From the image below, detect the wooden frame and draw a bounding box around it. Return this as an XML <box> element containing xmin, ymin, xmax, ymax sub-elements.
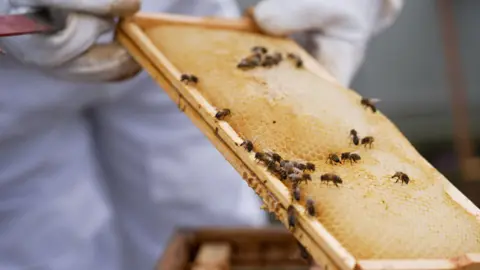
<box><xmin>116</xmin><ymin>12</ymin><xmax>480</xmax><ymax>270</ymax></box>
<box><xmin>156</xmin><ymin>227</ymin><xmax>311</xmax><ymax>269</ymax></box>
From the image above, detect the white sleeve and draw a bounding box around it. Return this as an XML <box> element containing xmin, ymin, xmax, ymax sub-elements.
<box><xmin>373</xmin><ymin>0</ymin><xmax>404</xmax><ymax>35</ymax></box>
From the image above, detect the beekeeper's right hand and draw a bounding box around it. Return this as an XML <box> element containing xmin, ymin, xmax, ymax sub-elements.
<box><xmin>253</xmin><ymin>0</ymin><xmax>404</xmax><ymax>87</ymax></box>
<box><xmin>0</xmin><ymin>0</ymin><xmax>141</xmax><ymax>82</ymax></box>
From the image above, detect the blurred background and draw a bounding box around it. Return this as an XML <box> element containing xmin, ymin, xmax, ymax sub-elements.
<box><xmin>236</xmin><ymin>0</ymin><xmax>480</xmax><ymax>205</ymax></box>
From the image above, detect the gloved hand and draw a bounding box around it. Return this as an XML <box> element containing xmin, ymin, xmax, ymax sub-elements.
<box><xmin>0</xmin><ymin>0</ymin><xmax>141</xmax><ymax>82</ymax></box>
<box><xmin>253</xmin><ymin>0</ymin><xmax>404</xmax><ymax>87</ymax></box>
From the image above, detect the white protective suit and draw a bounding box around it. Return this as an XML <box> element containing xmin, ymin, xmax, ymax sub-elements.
<box><xmin>0</xmin><ymin>0</ymin><xmax>403</xmax><ymax>269</ymax></box>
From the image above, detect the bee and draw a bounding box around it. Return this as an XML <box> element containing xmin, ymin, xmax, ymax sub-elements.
<box><xmin>275</xmin><ymin>168</ymin><xmax>288</xmax><ymax>180</ymax></box>
<box><xmin>287</xmin><ymin>205</ymin><xmax>296</xmax><ymax>230</ymax></box>
<box><xmin>261</xmin><ymin>55</ymin><xmax>278</xmax><ymax>67</ymax></box>
<box><xmin>240</xmin><ymin>140</ymin><xmax>254</xmax><ymax>152</ymax></box>
<box><xmin>237</xmin><ymin>53</ymin><xmax>262</xmax><ymax>70</ymax></box>
<box><xmin>350</xmin><ymin>129</ymin><xmax>360</xmax><ymax>145</ymax></box>
<box><xmin>361</xmin><ymin>98</ymin><xmax>380</xmax><ymax>113</ymax></box>
<box><xmin>326</xmin><ymin>154</ymin><xmax>341</xmax><ymax>165</ymax></box>
<box><xmin>392</xmin><ymin>171</ymin><xmax>410</xmax><ymax>185</ymax></box>
<box><xmin>287</xmin><ymin>167</ymin><xmax>303</xmax><ymax>175</ymax></box>
<box><xmin>251</xmin><ymin>46</ymin><xmax>267</xmax><ymax>55</ymax></box>
<box><xmin>361</xmin><ymin>136</ymin><xmax>374</xmax><ymax>148</ymax></box>
<box><xmin>300</xmin><ymin>173</ymin><xmax>312</xmax><ymax>184</ymax></box>
<box><xmin>262</xmin><ymin>52</ymin><xmax>283</xmax><ymax>67</ymax></box>
<box><xmin>255</xmin><ymin>152</ymin><xmax>272</xmax><ymax>164</ymax></box>
<box><xmin>265</xmin><ymin>150</ymin><xmax>282</xmax><ymax>163</ymax></box>
<box><xmin>267</xmin><ymin>162</ymin><xmax>288</xmax><ymax>181</ymax></box>
<box><xmin>306</xmin><ymin>197</ymin><xmax>316</xmax><ymax>216</ymax></box>
<box><xmin>297</xmin><ymin>241</ymin><xmax>312</xmax><ymax>263</ymax></box>
<box><xmin>306</xmin><ymin>162</ymin><xmax>316</xmax><ymax>172</ymax></box>
<box><xmin>215</xmin><ymin>108</ymin><xmax>231</xmax><ymax>120</ymax></box>
<box><xmin>320</xmin><ymin>173</ymin><xmax>343</xmax><ymax>187</ymax></box>
<box><xmin>280</xmin><ymin>160</ymin><xmax>295</xmax><ymax>170</ymax></box>
<box><xmin>292</xmin><ymin>182</ymin><xmax>301</xmax><ymax>202</ymax></box>
<box><xmin>272</xmin><ymin>52</ymin><xmax>283</xmax><ymax>63</ymax></box>
<box><xmin>341</xmin><ymin>152</ymin><xmax>361</xmax><ymax>164</ymax></box>
<box><xmin>288</xmin><ymin>173</ymin><xmax>303</xmax><ymax>183</ymax></box>
<box><xmin>273</xmin><ymin>52</ymin><xmax>283</xmax><ymax>62</ymax></box>
<box><xmin>287</xmin><ymin>53</ymin><xmax>303</xmax><ymax>68</ymax></box>
<box><xmin>280</xmin><ymin>160</ymin><xmax>289</xmax><ymax>167</ymax></box>
<box><xmin>180</xmin><ymin>74</ymin><xmax>199</xmax><ymax>85</ymax></box>
<box><xmin>293</xmin><ymin>161</ymin><xmax>307</xmax><ymax>171</ymax></box>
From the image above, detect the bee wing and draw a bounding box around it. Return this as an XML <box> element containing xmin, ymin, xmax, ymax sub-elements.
<box><xmin>264</xmin><ymin>148</ymin><xmax>275</xmax><ymax>156</ymax></box>
<box><xmin>369</xmin><ymin>98</ymin><xmax>381</xmax><ymax>104</ymax></box>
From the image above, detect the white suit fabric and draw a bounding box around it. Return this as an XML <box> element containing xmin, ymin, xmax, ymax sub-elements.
<box><xmin>0</xmin><ymin>1</ymin><xmax>267</xmax><ymax>270</ymax></box>
<box><xmin>254</xmin><ymin>0</ymin><xmax>404</xmax><ymax>86</ymax></box>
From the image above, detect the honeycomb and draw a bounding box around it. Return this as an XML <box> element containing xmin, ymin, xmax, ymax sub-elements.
<box><xmin>145</xmin><ymin>25</ymin><xmax>480</xmax><ymax>259</ymax></box>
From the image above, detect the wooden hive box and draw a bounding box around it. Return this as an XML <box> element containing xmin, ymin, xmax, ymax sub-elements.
<box><xmin>116</xmin><ymin>12</ymin><xmax>480</xmax><ymax>270</ymax></box>
<box><xmin>157</xmin><ymin>227</ymin><xmax>312</xmax><ymax>270</ymax></box>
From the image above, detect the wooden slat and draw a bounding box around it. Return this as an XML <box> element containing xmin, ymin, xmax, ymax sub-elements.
<box><xmin>130</xmin><ymin>12</ymin><xmax>260</xmax><ymax>33</ymax></box>
<box><xmin>155</xmin><ymin>232</ymin><xmax>193</xmax><ymax>270</ymax></box>
<box><xmin>192</xmin><ymin>243</ymin><xmax>231</xmax><ymax>270</ymax></box>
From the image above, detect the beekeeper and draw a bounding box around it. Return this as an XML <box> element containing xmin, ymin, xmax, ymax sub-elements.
<box><xmin>0</xmin><ymin>0</ymin><xmax>403</xmax><ymax>269</ymax></box>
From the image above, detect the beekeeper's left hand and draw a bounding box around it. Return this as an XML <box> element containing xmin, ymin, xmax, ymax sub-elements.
<box><xmin>0</xmin><ymin>0</ymin><xmax>141</xmax><ymax>82</ymax></box>
<box><xmin>253</xmin><ymin>0</ymin><xmax>404</xmax><ymax>86</ymax></box>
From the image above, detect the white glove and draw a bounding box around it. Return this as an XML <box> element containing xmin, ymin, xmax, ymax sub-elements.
<box><xmin>0</xmin><ymin>0</ymin><xmax>141</xmax><ymax>82</ymax></box>
<box><xmin>253</xmin><ymin>0</ymin><xmax>404</xmax><ymax>87</ymax></box>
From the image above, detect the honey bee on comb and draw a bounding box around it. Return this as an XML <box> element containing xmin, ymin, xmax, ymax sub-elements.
<box><xmin>251</xmin><ymin>46</ymin><xmax>267</xmax><ymax>55</ymax></box>
<box><xmin>350</xmin><ymin>129</ymin><xmax>360</xmax><ymax>145</ymax></box>
<box><xmin>237</xmin><ymin>53</ymin><xmax>262</xmax><ymax>70</ymax></box>
<box><xmin>341</xmin><ymin>152</ymin><xmax>361</xmax><ymax>164</ymax></box>
<box><xmin>180</xmin><ymin>74</ymin><xmax>199</xmax><ymax>85</ymax></box>
<box><xmin>280</xmin><ymin>160</ymin><xmax>295</xmax><ymax>171</ymax></box>
<box><xmin>287</xmin><ymin>205</ymin><xmax>296</xmax><ymax>231</ymax></box>
<box><xmin>292</xmin><ymin>182</ymin><xmax>301</xmax><ymax>202</ymax></box>
<box><xmin>265</xmin><ymin>150</ymin><xmax>282</xmax><ymax>163</ymax></box>
<box><xmin>326</xmin><ymin>154</ymin><xmax>341</xmax><ymax>165</ymax></box>
<box><xmin>240</xmin><ymin>140</ymin><xmax>254</xmax><ymax>152</ymax></box>
<box><xmin>254</xmin><ymin>152</ymin><xmax>271</xmax><ymax>164</ymax></box>
<box><xmin>361</xmin><ymin>97</ymin><xmax>381</xmax><ymax>113</ymax></box>
<box><xmin>288</xmin><ymin>173</ymin><xmax>303</xmax><ymax>184</ymax></box>
<box><xmin>320</xmin><ymin>173</ymin><xmax>343</xmax><ymax>187</ymax></box>
<box><xmin>301</xmin><ymin>173</ymin><xmax>312</xmax><ymax>184</ymax></box>
<box><xmin>215</xmin><ymin>108</ymin><xmax>231</xmax><ymax>120</ymax></box>
<box><xmin>296</xmin><ymin>241</ymin><xmax>312</xmax><ymax>263</ymax></box>
<box><xmin>287</xmin><ymin>167</ymin><xmax>303</xmax><ymax>175</ymax></box>
<box><xmin>287</xmin><ymin>53</ymin><xmax>303</xmax><ymax>68</ymax></box>
<box><xmin>261</xmin><ymin>55</ymin><xmax>278</xmax><ymax>67</ymax></box>
<box><xmin>306</xmin><ymin>197</ymin><xmax>316</xmax><ymax>217</ymax></box>
<box><xmin>293</xmin><ymin>161</ymin><xmax>307</xmax><ymax>171</ymax></box>
<box><xmin>272</xmin><ymin>52</ymin><xmax>283</xmax><ymax>64</ymax></box>
<box><xmin>361</xmin><ymin>136</ymin><xmax>374</xmax><ymax>148</ymax></box>
<box><xmin>267</xmin><ymin>161</ymin><xmax>283</xmax><ymax>178</ymax></box>
<box><xmin>305</xmin><ymin>162</ymin><xmax>316</xmax><ymax>172</ymax></box>
<box><xmin>392</xmin><ymin>171</ymin><xmax>410</xmax><ymax>185</ymax></box>
<box><xmin>275</xmin><ymin>168</ymin><xmax>288</xmax><ymax>181</ymax></box>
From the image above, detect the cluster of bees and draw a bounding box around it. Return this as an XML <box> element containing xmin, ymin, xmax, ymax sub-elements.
<box><xmin>236</xmin><ymin>46</ymin><xmax>303</xmax><ymax>70</ymax></box>
<box><xmin>357</xmin><ymin>99</ymin><xmax>411</xmax><ymax>185</ymax></box>
<box><xmin>180</xmin><ymin>74</ymin><xmax>199</xmax><ymax>85</ymax></box>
